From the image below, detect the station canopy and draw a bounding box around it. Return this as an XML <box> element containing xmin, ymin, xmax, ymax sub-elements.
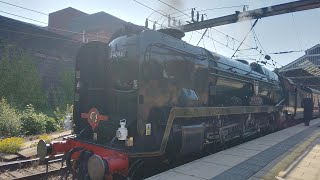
<box><xmin>279</xmin><ymin>44</ymin><xmax>320</xmax><ymax>90</ymax></box>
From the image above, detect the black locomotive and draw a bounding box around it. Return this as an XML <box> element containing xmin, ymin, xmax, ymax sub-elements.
<box><xmin>37</xmin><ymin>28</ymin><xmax>320</xmax><ymax>180</ymax></box>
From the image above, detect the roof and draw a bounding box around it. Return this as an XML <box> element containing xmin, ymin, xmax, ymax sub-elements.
<box><xmin>49</xmin><ymin>7</ymin><xmax>88</xmax><ymax>16</ymax></box>
<box><xmin>69</xmin><ymin>11</ymin><xmax>127</xmax><ymax>33</ymax></box>
<box><xmin>278</xmin><ymin>44</ymin><xmax>320</xmax><ymax>90</ymax></box>
<box><xmin>279</xmin><ymin>44</ymin><xmax>320</xmax><ymax>72</ymax></box>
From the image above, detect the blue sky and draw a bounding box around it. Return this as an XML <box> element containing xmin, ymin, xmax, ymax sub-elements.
<box><xmin>1</xmin><ymin>0</ymin><xmax>320</xmax><ymax>69</ymax></box>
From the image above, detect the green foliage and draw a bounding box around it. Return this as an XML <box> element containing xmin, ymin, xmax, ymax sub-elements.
<box><xmin>45</xmin><ymin>116</ymin><xmax>60</xmax><ymax>133</ymax></box>
<box><xmin>39</xmin><ymin>134</ymin><xmax>52</xmax><ymax>143</ymax></box>
<box><xmin>53</xmin><ymin>107</ymin><xmax>65</xmax><ymax>129</ymax></box>
<box><xmin>0</xmin><ymin>98</ymin><xmax>65</xmax><ymax>137</ymax></box>
<box><xmin>0</xmin><ymin>98</ymin><xmax>22</xmax><ymax>137</ymax></box>
<box><xmin>0</xmin><ymin>43</ymin><xmax>47</xmax><ymax>110</ymax></box>
<box><xmin>0</xmin><ymin>41</ymin><xmax>73</xmax><ymax>136</ymax></box>
<box><xmin>31</xmin><ymin>133</ymin><xmax>53</xmax><ymax>148</ymax></box>
<box><xmin>0</xmin><ymin>137</ymin><xmax>24</xmax><ymax>154</ymax></box>
<box><xmin>60</xmin><ymin>70</ymin><xmax>75</xmax><ymax>105</ymax></box>
<box><xmin>21</xmin><ymin>105</ymin><xmax>47</xmax><ymax>135</ymax></box>
<box><xmin>53</xmin><ymin>104</ymin><xmax>73</xmax><ymax>130</ymax></box>
<box><xmin>21</xmin><ymin>104</ymin><xmax>64</xmax><ymax>135</ymax></box>
<box><xmin>51</xmin><ymin>70</ymin><xmax>74</xmax><ymax>110</ymax></box>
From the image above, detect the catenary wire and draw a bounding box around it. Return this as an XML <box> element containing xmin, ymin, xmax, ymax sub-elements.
<box><xmin>0</xmin><ymin>10</ymin><xmax>110</xmax><ymax>40</ymax></box>
<box><xmin>0</xmin><ymin>27</ymin><xmax>83</xmax><ymax>43</ymax></box>
<box><xmin>0</xmin><ymin>0</ymin><xmax>276</xmax><ymax>67</ymax></box>
<box><xmin>146</xmin><ymin>9</ymin><xmax>269</xmax><ymax>66</ymax></box>
<box><xmin>2</xmin><ymin>0</ymin><xmax>270</xmax><ymax>66</ymax></box>
<box><xmin>3</xmin><ymin>0</ymin><xmax>275</xmax><ymax>67</ymax></box>
<box><xmin>0</xmin><ymin>10</ymin><xmax>47</xmax><ymax>24</ymax></box>
<box><xmin>154</xmin><ymin>0</ymin><xmax>272</xmax><ymax>62</ymax></box>
<box><xmin>4</xmin><ymin>0</ymin><xmax>265</xmax><ymax>63</ymax></box>
<box><xmin>147</xmin><ymin>18</ymin><xmax>260</xmax><ymax>64</ymax></box>
<box><xmin>132</xmin><ymin>0</ymin><xmax>167</xmax><ymax>17</ymax></box>
<box><xmin>0</xmin><ymin>0</ymin><xmax>48</xmax><ymax>15</ymax></box>
<box><xmin>231</xmin><ymin>19</ymin><xmax>259</xmax><ymax>58</ymax></box>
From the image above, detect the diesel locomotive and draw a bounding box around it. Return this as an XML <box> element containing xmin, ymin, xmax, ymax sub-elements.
<box><xmin>37</xmin><ymin>28</ymin><xmax>320</xmax><ymax>180</ymax></box>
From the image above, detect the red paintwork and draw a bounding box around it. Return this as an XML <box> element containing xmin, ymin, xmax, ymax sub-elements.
<box><xmin>49</xmin><ymin>139</ymin><xmax>128</xmax><ymax>179</ymax></box>
<box><xmin>81</xmin><ymin>108</ymin><xmax>109</xmax><ymax>130</ymax></box>
<box><xmin>51</xmin><ymin>140</ymin><xmax>70</xmax><ymax>153</ymax></box>
<box><xmin>101</xmin><ymin>154</ymin><xmax>129</xmax><ymax>180</ymax></box>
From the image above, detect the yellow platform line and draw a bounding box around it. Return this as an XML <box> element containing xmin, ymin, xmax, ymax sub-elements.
<box><xmin>261</xmin><ymin>131</ymin><xmax>320</xmax><ymax>180</ymax></box>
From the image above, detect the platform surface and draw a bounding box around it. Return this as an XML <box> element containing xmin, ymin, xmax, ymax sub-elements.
<box><xmin>147</xmin><ymin>118</ymin><xmax>320</xmax><ymax>180</ymax></box>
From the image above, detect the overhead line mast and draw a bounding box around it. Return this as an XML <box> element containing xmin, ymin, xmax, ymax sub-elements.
<box><xmin>178</xmin><ymin>0</ymin><xmax>320</xmax><ymax>32</ymax></box>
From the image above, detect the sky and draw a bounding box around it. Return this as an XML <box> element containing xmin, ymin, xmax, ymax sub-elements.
<box><xmin>0</xmin><ymin>0</ymin><xmax>320</xmax><ymax>69</ymax></box>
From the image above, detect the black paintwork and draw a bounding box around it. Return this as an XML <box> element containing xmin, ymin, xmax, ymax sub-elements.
<box><xmin>73</xmin><ymin>29</ymin><xmax>318</xmax><ymax>157</ymax></box>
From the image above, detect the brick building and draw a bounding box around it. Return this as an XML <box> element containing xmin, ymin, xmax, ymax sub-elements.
<box><xmin>48</xmin><ymin>7</ymin><xmax>127</xmax><ymax>43</ymax></box>
<box><xmin>48</xmin><ymin>7</ymin><xmax>88</xmax><ymax>36</ymax></box>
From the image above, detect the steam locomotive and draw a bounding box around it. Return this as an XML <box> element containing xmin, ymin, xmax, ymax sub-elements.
<box><xmin>37</xmin><ymin>28</ymin><xmax>320</xmax><ymax>180</ymax></box>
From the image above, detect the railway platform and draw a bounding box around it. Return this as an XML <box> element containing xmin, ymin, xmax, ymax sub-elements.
<box><xmin>148</xmin><ymin>118</ymin><xmax>320</xmax><ymax>180</ymax></box>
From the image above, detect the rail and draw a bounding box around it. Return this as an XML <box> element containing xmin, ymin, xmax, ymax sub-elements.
<box><xmin>0</xmin><ymin>154</ymin><xmax>64</xmax><ymax>180</ymax></box>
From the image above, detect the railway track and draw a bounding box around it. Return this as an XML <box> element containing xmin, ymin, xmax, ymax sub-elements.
<box><xmin>0</xmin><ymin>119</ymin><xmax>306</xmax><ymax>180</ymax></box>
<box><xmin>0</xmin><ymin>154</ymin><xmax>66</xmax><ymax>180</ymax></box>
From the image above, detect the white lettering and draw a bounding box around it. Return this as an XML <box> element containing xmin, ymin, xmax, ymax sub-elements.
<box><xmin>110</xmin><ymin>50</ymin><xmax>125</xmax><ymax>59</ymax></box>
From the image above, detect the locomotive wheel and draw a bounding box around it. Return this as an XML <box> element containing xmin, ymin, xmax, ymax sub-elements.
<box><xmin>269</xmin><ymin>113</ymin><xmax>279</xmax><ymax>132</ymax></box>
<box><xmin>128</xmin><ymin>159</ymin><xmax>145</xmax><ymax>180</ymax></box>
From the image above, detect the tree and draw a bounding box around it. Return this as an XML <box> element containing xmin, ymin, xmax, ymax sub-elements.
<box><xmin>0</xmin><ymin>42</ymin><xmax>47</xmax><ymax>110</ymax></box>
<box><xmin>50</xmin><ymin>70</ymin><xmax>74</xmax><ymax>110</ymax></box>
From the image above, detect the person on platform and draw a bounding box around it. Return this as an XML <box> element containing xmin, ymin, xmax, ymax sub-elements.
<box><xmin>301</xmin><ymin>95</ymin><xmax>314</xmax><ymax>126</ymax></box>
